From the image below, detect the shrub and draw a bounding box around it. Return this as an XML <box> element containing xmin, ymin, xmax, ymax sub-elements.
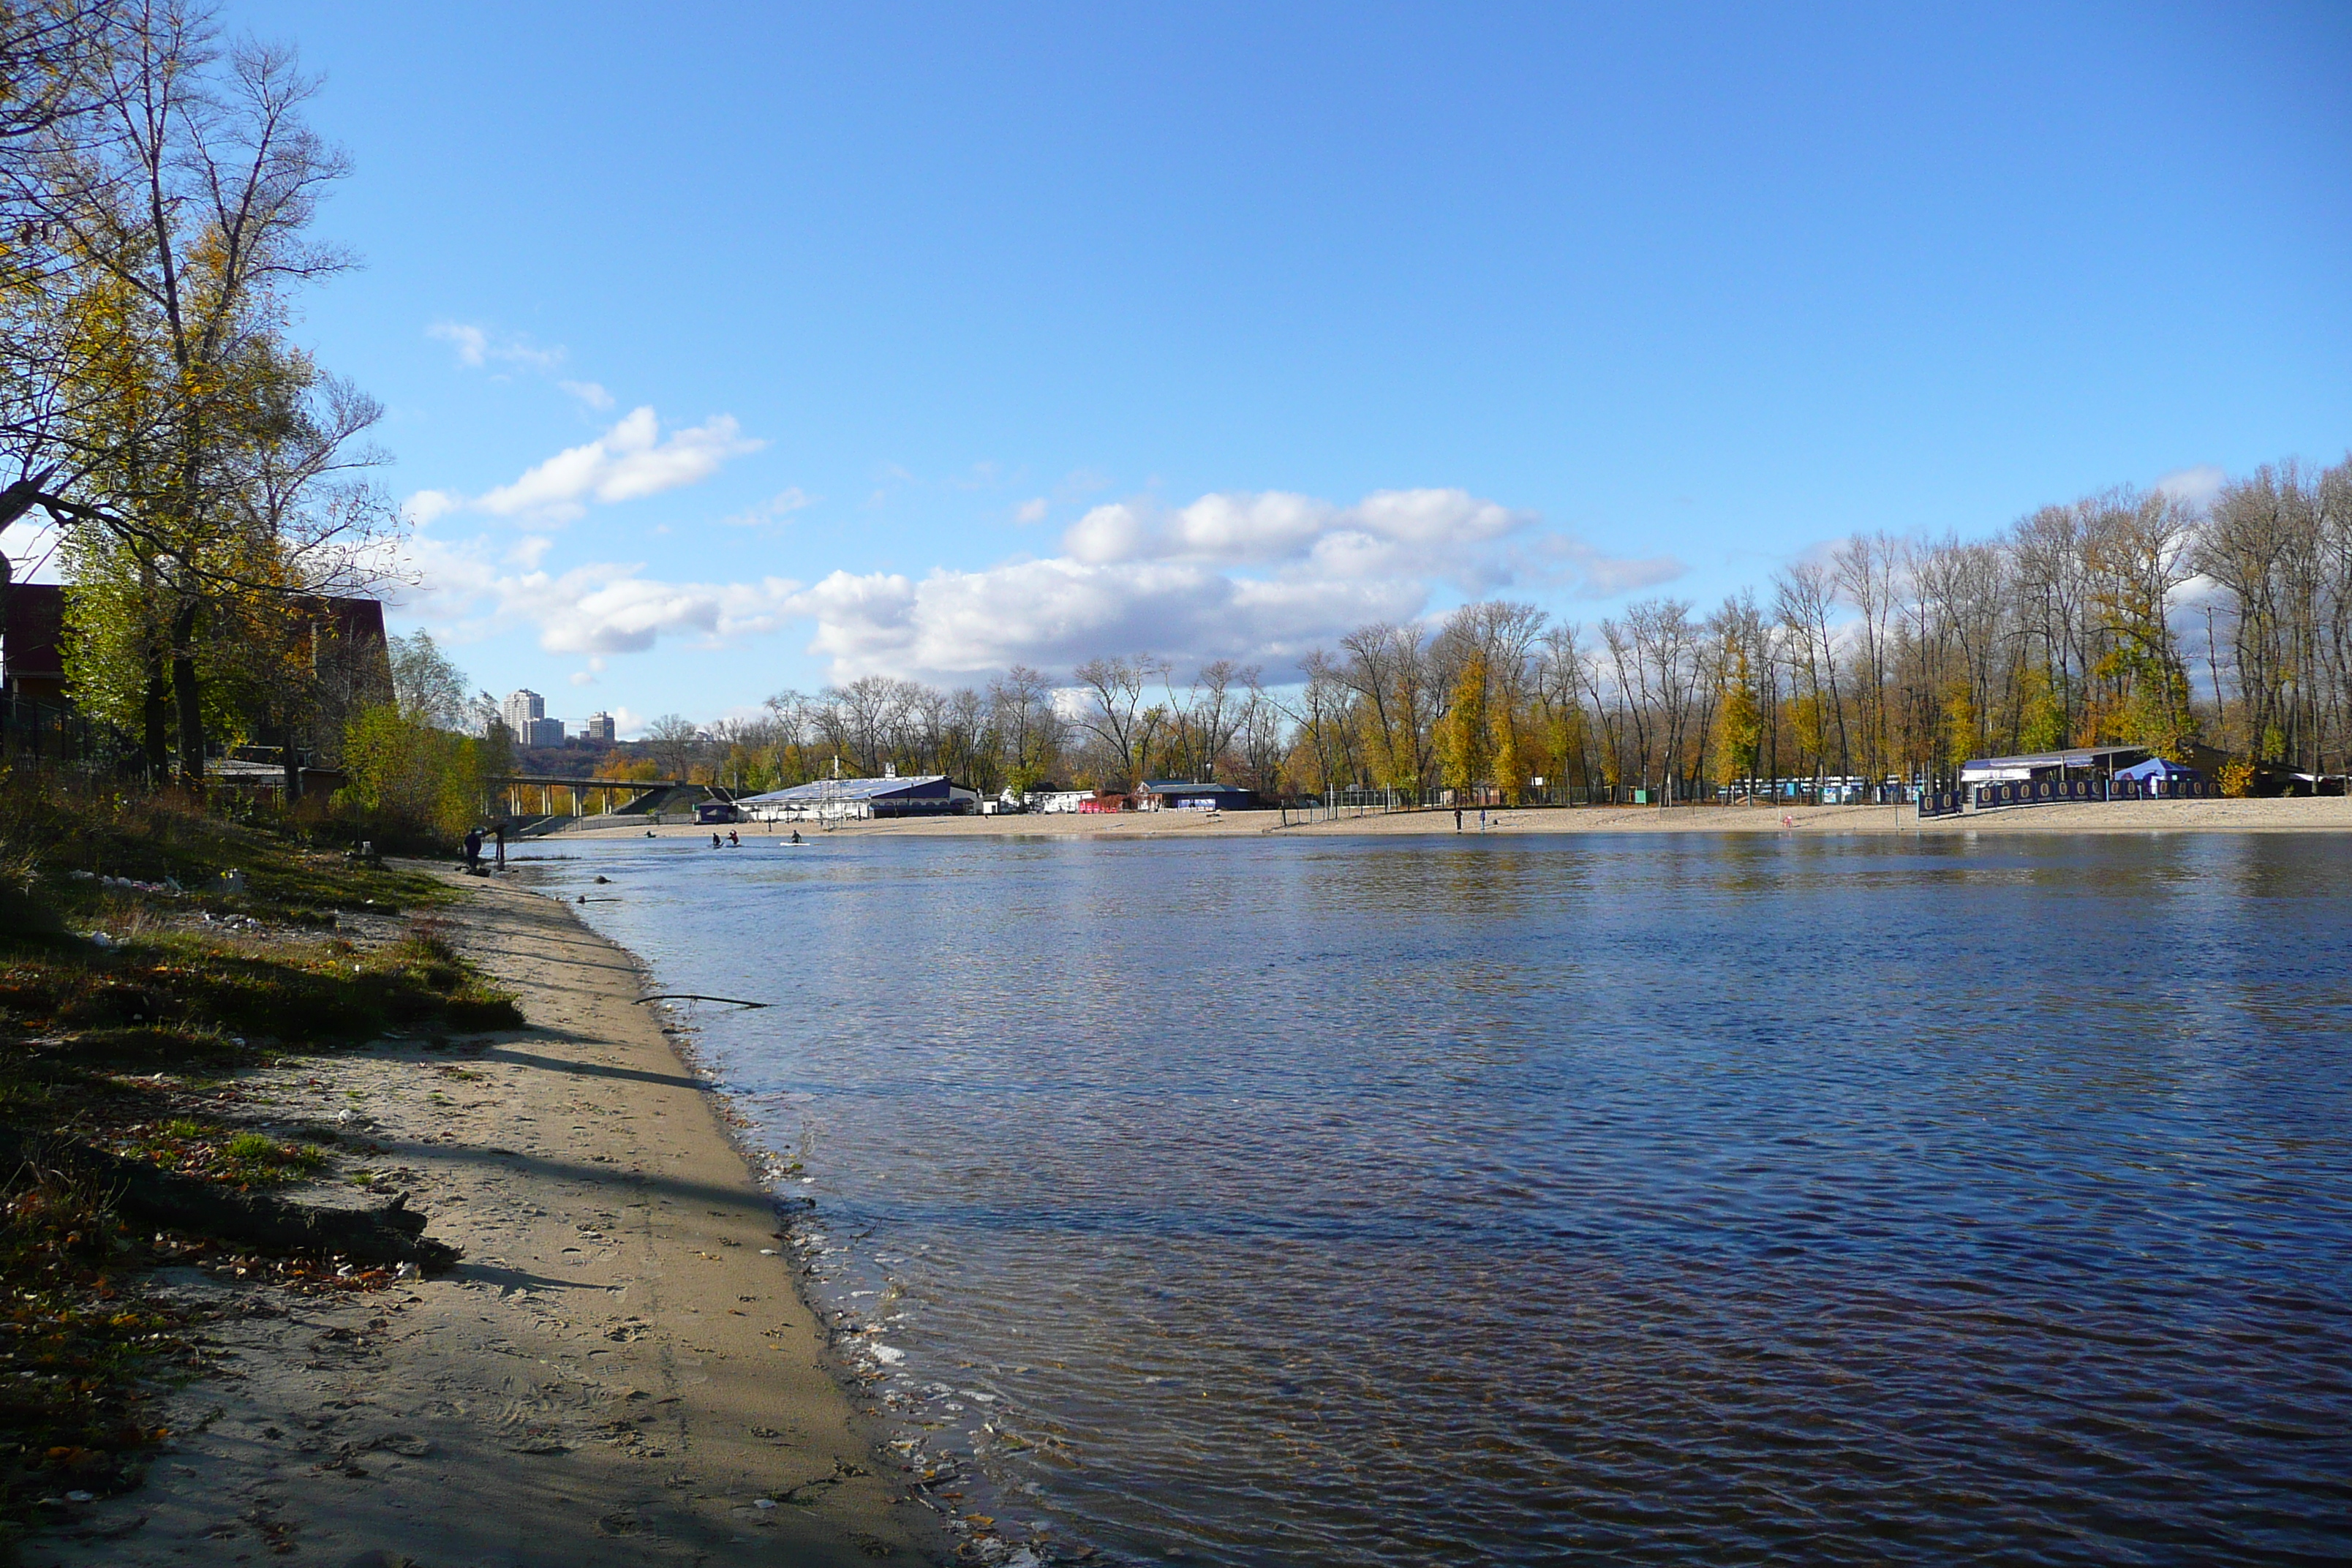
<box><xmin>335</xmin><ymin>706</ymin><xmax>497</xmax><ymax>850</ymax></box>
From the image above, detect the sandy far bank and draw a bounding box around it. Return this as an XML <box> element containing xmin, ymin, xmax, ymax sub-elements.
<box><xmin>549</xmin><ymin>794</ymin><xmax>2352</xmax><ymax>843</ymax></box>
<box><xmin>33</xmin><ymin>870</ymin><xmax>940</xmax><ymax>1568</ymax></box>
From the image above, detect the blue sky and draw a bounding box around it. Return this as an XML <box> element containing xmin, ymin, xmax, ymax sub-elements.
<box><xmin>230</xmin><ymin>1</ymin><xmax>2350</xmax><ymax>734</ymax></box>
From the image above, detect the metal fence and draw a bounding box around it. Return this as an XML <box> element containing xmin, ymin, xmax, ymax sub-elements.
<box><xmin>1918</xmin><ymin>775</ymin><xmax>2222</xmax><ymax>818</ymax></box>
<box><xmin>0</xmin><ymin>696</ymin><xmax>148</xmax><ymax>778</ymax></box>
<box><xmin>1285</xmin><ymin>779</ymin><xmax>1929</xmax><ymax>818</ymax></box>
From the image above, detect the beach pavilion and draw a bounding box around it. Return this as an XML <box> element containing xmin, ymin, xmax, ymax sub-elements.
<box><xmin>738</xmin><ymin>772</ymin><xmax>979</xmax><ymax>823</ymax></box>
<box><xmin>2113</xmin><ymin>756</ymin><xmax>2206</xmax><ymax>791</ymax></box>
<box><xmin>1958</xmin><ymin>745</ymin><xmax>2152</xmax><ymax>788</ymax></box>
<box><xmin>1135</xmin><ymin>780</ymin><xmax>1267</xmax><ymax>811</ymax></box>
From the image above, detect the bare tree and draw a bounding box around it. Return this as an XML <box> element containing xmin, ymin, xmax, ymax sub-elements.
<box><xmin>1071</xmin><ymin>654</ymin><xmax>1150</xmax><ymax>789</ymax></box>
<box><xmin>642</xmin><ymin>714</ymin><xmax>701</xmax><ymax>782</ymax></box>
<box><xmin>987</xmin><ymin>664</ymin><xmax>1063</xmax><ymax>791</ymax></box>
<box><xmin>1337</xmin><ymin>622</ymin><xmax>1434</xmax><ymax>791</ymax></box>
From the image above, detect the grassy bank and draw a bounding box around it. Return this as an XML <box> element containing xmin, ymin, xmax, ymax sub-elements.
<box><xmin>0</xmin><ymin>772</ymin><xmax>519</xmax><ymax>1544</ymax></box>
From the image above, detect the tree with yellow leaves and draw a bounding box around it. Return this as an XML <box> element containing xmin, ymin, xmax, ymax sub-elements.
<box><xmin>1440</xmin><ymin>650</ymin><xmax>1493</xmax><ymax>802</ymax></box>
<box><xmin>1710</xmin><ymin>643</ymin><xmax>1762</xmax><ymax>793</ymax></box>
<box><xmin>23</xmin><ymin>5</ymin><xmax>391</xmax><ymax>784</ymax></box>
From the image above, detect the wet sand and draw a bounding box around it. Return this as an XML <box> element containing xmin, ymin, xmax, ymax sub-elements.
<box><xmin>554</xmin><ymin>794</ymin><xmax>2352</xmax><ymax>843</ymax></box>
<box><xmin>31</xmin><ymin>870</ymin><xmax>941</xmax><ymax>1567</ymax></box>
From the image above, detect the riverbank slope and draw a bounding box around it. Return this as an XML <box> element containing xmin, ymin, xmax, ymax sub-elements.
<box><xmin>31</xmin><ymin>870</ymin><xmax>937</xmax><ymax>1567</ymax></box>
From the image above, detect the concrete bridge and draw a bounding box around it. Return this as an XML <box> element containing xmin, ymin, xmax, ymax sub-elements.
<box><xmin>490</xmin><ymin>774</ymin><xmax>705</xmax><ymax>820</ymax></box>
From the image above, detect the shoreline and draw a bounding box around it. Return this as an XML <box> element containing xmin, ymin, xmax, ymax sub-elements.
<box><xmin>546</xmin><ymin>795</ymin><xmax>2352</xmax><ymax>842</ymax></box>
<box><xmin>34</xmin><ymin>869</ymin><xmax>941</xmax><ymax>1567</ymax></box>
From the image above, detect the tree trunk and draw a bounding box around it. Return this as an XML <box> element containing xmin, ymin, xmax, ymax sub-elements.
<box><xmin>171</xmin><ymin>596</ymin><xmax>204</xmax><ymax>788</ymax></box>
<box><xmin>141</xmin><ymin>660</ymin><xmax>171</xmax><ymax>777</ymax></box>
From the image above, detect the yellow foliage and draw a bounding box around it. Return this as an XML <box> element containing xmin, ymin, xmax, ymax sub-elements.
<box><xmin>593</xmin><ymin>753</ymin><xmax>661</xmax><ymax>783</ymax></box>
<box><xmin>1440</xmin><ymin>652</ymin><xmax>1493</xmax><ymax>794</ymax></box>
<box><xmin>1711</xmin><ymin>647</ymin><xmax>1762</xmax><ymax>788</ymax></box>
<box><xmin>340</xmin><ymin>707</ymin><xmax>492</xmax><ymax>839</ymax></box>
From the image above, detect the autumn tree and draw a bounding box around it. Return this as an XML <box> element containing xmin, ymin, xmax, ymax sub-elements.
<box><xmin>1711</xmin><ymin>641</ymin><xmax>1762</xmax><ymax>792</ymax></box>
<box><xmin>1439</xmin><ymin>649</ymin><xmax>1492</xmax><ymax>799</ymax></box>
<box><xmin>389</xmin><ymin>629</ymin><xmax>470</xmax><ymax>731</ymax></box>
<box><xmin>13</xmin><ymin>7</ymin><xmax>390</xmax><ymax>785</ymax></box>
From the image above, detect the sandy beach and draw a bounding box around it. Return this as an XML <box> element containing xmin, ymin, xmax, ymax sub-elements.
<box><xmin>28</xmin><ymin>871</ymin><xmax>941</xmax><ymax>1568</ymax></box>
<box><xmin>554</xmin><ymin>794</ymin><xmax>2352</xmax><ymax>843</ymax></box>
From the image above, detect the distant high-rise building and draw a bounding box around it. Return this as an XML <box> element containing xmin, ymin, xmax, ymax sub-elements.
<box><xmin>501</xmin><ymin>689</ymin><xmax>545</xmax><ymax>736</ymax></box>
<box><xmin>526</xmin><ymin>716</ymin><xmax>565</xmax><ymax>748</ymax></box>
<box><xmin>585</xmin><ymin>711</ymin><xmax>617</xmax><ymax>744</ymax></box>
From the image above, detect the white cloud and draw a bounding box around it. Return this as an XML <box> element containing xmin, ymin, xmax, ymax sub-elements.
<box><xmin>791</xmin><ymin>486</ymin><xmax>1674</xmax><ymax>681</ymax></box>
<box><xmin>1014</xmin><ymin>497</ymin><xmax>1049</xmax><ymax>525</ymax></box>
<box><xmin>477</xmin><ymin>408</ymin><xmax>764</xmax><ymax>521</ymax></box>
<box><xmin>402</xmin><ymin>407</ymin><xmax>768</xmax><ymax>528</ymax></box>
<box><xmin>1525</xmin><ymin>534</ymin><xmax>1686</xmax><ymax>597</ymax></box>
<box><xmin>558</xmin><ymin>380</ymin><xmax>614</xmax><ymax>410</ymax></box>
<box><xmin>538</xmin><ymin>570</ymin><xmax>798</xmax><ymax>655</ymax></box>
<box><xmin>388</xmin><ymin>531</ymin><xmax>802</xmax><ymax>658</ymax></box>
<box><xmin>392</xmin><ymin>481</ymin><xmax>1676</xmax><ymax>687</ymax></box>
<box><xmin>403</xmin><ymin>489</ymin><xmax>461</xmax><ymax>528</ymax></box>
<box><xmin>2156</xmin><ymin>464</ymin><xmax>2226</xmax><ymax>508</ymax></box>
<box><xmin>786</xmin><ymin>559</ymin><xmax>1418</xmax><ymax>681</ymax></box>
<box><xmin>721</xmin><ymin>487</ymin><xmax>819</xmax><ymax>529</ymax></box>
<box><xmin>429</xmin><ymin>321</ymin><xmax>489</xmax><ymax>366</ymax></box>
<box><xmin>1060</xmin><ymin>489</ymin><xmax>1524</xmax><ymax>572</ymax></box>
<box><xmin>429</xmin><ymin>320</ymin><xmax>565</xmax><ymax>373</ymax></box>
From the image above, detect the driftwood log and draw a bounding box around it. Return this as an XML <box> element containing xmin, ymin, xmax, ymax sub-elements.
<box><xmin>0</xmin><ymin>1125</ymin><xmax>461</xmax><ymax>1270</ymax></box>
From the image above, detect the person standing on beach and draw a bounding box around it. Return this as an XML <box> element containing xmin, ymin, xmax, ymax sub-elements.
<box><xmin>462</xmin><ymin>826</ymin><xmax>483</xmax><ymax>871</ymax></box>
<box><xmin>492</xmin><ymin>823</ymin><xmax>506</xmax><ymax>870</ymax></box>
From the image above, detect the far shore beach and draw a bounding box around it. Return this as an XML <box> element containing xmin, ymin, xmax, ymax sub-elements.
<box><xmin>546</xmin><ymin>794</ymin><xmax>2352</xmax><ymax>843</ymax></box>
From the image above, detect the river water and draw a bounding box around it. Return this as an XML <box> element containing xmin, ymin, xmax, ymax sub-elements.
<box><xmin>527</xmin><ymin>831</ymin><xmax>2352</xmax><ymax>1566</ymax></box>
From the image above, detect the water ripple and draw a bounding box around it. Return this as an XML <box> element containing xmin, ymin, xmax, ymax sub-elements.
<box><xmin>536</xmin><ymin>833</ymin><xmax>2352</xmax><ymax>1566</ymax></box>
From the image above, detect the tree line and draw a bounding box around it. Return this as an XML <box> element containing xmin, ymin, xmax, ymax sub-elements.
<box><xmin>605</xmin><ymin>456</ymin><xmax>2351</xmax><ymax>804</ymax></box>
<box><xmin>0</xmin><ymin>1</ymin><xmax>393</xmax><ymax>789</ymax></box>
